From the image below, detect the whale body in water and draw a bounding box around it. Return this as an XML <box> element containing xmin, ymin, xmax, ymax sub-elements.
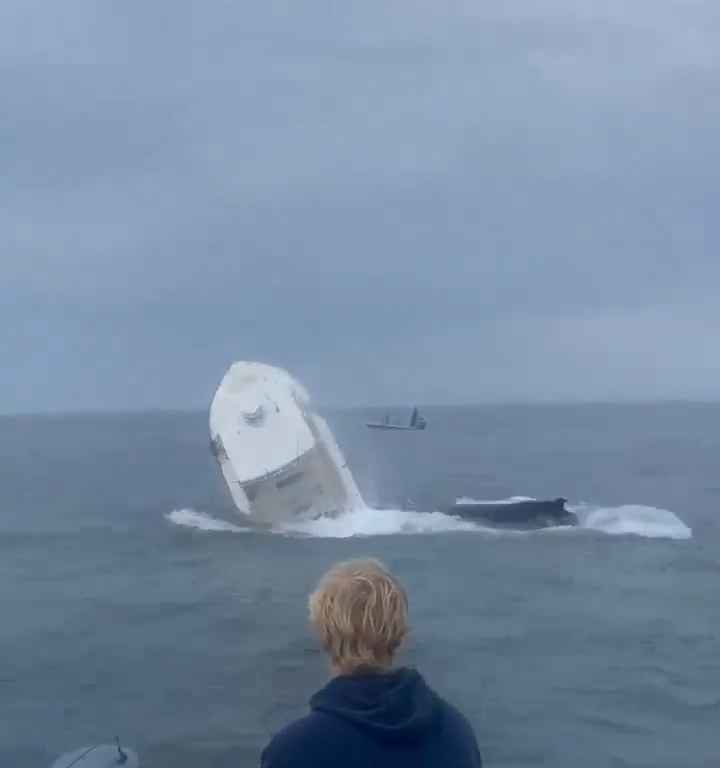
<box><xmin>447</xmin><ymin>497</ymin><xmax>577</xmax><ymax>529</ymax></box>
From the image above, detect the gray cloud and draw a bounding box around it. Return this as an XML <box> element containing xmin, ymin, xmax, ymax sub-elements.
<box><xmin>2</xmin><ymin>1</ymin><xmax>718</xmax><ymax>412</ymax></box>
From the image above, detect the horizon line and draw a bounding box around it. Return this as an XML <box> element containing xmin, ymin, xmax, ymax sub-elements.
<box><xmin>2</xmin><ymin>397</ymin><xmax>720</xmax><ymax>419</ymax></box>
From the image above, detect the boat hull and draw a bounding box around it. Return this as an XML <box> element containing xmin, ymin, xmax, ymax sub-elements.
<box><xmin>210</xmin><ymin>362</ymin><xmax>363</xmax><ymax>525</ymax></box>
<box><xmin>51</xmin><ymin>745</ymin><xmax>139</xmax><ymax>768</ymax></box>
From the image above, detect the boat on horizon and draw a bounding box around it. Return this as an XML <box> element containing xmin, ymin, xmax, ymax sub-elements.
<box><xmin>366</xmin><ymin>406</ymin><xmax>427</xmax><ymax>431</ymax></box>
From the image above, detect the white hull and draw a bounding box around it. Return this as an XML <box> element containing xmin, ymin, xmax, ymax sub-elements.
<box><xmin>209</xmin><ymin>361</ymin><xmax>362</xmax><ymax>525</ymax></box>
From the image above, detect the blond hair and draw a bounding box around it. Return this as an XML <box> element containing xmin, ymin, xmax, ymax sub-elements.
<box><xmin>309</xmin><ymin>559</ymin><xmax>409</xmax><ymax>675</ymax></box>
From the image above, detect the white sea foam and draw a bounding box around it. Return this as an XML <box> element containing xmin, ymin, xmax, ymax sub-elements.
<box><xmin>166</xmin><ymin>499</ymin><xmax>692</xmax><ymax>541</ymax></box>
<box><xmin>165</xmin><ymin>508</ymin><xmax>251</xmax><ymax>533</ymax></box>
<box><xmin>576</xmin><ymin>503</ymin><xmax>692</xmax><ymax>540</ymax></box>
<box><xmin>275</xmin><ymin>505</ymin><xmax>486</xmax><ymax>538</ymax></box>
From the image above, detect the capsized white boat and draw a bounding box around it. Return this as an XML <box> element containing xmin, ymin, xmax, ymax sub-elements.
<box><xmin>209</xmin><ymin>361</ymin><xmax>363</xmax><ymax>525</ymax></box>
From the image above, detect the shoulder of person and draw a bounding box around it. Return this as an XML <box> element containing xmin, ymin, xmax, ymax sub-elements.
<box><xmin>261</xmin><ymin>711</ymin><xmax>349</xmax><ymax>768</ymax></box>
<box><xmin>436</xmin><ymin>697</ymin><xmax>481</xmax><ymax>740</ymax></box>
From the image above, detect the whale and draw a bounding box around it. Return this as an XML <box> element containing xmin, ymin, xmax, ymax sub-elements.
<box><xmin>446</xmin><ymin>497</ymin><xmax>577</xmax><ymax>529</ymax></box>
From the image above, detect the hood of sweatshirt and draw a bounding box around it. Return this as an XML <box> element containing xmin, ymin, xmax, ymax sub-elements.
<box><xmin>310</xmin><ymin>668</ymin><xmax>440</xmax><ymax>742</ymax></box>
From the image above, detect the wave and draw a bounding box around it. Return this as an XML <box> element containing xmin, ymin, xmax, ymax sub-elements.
<box><xmin>166</xmin><ymin>500</ymin><xmax>692</xmax><ymax>541</ymax></box>
<box><xmin>454</xmin><ymin>496</ymin><xmax>691</xmax><ymax>541</ymax></box>
<box><xmin>275</xmin><ymin>506</ymin><xmax>486</xmax><ymax>538</ymax></box>
<box><xmin>576</xmin><ymin>503</ymin><xmax>692</xmax><ymax>540</ymax></box>
<box><xmin>165</xmin><ymin>508</ymin><xmax>251</xmax><ymax>533</ymax></box>
<box><xmin>165</xmin><ymin>505</ymin><xmax>492</xmax><ymax>538</ymax></box>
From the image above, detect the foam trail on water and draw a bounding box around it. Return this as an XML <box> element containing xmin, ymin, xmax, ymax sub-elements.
<box><xmin>276</xmin><ymin>505</ymin><xmax>488</xmax><ymax>538</ymax></box>
<box><xmin>165</xmin><ymin>508</ymin><xmax>251</xmax><ymax>533</ymax></box>
<box><xmin>165</xmin><ymin>501</ymin><xmax>692</xmax><ymax>541</ymax></box>
<box><xmin>165</xmin><ymin>505</ymin><xmax>490</xmax><ymax>538</ymax></box>
<box><xmin>575</xmin><ymin>504</ymin><xmax>692</xmax><ymax>540</ymax></box>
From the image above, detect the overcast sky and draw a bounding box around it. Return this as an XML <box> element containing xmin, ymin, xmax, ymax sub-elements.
<box><xmin>2</xmin><ymin>1</ymin><xmax>718</xmax><ymax>412</ymax></box>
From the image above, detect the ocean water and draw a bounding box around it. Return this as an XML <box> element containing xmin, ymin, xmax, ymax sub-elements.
<box><xmin>1</xmin><ymin>404</ymin><xmax>718</xmax><ymax>767</ymax></box>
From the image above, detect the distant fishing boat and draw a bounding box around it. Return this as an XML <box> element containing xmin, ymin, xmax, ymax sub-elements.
<box><xmin>366</xmin><ymin>407</ymin><xmax>427</xmax><ymax>431</ymax></box>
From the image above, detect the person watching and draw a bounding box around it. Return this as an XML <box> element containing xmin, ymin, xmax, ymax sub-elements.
<box><xmin>261</xmin><ymin>558</ymin><xmax>483</xmax><ymax>768</ymax></box>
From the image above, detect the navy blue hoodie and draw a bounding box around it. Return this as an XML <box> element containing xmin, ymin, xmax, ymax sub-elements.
<box><xmin>261</xmin><ymin>668</ymin><xmax>482</xmax><ymax>768</ymax></box>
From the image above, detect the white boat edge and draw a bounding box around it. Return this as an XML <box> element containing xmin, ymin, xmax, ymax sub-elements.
<box><xmin>209</xmin><ymin>361</ymin><xmax>363</xmax><ymax>526</ymax></box>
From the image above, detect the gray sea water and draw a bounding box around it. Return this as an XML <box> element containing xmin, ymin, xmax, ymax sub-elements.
<box><xmin>1</xmin><ymin>404</ymin><xmax>718</xmax><ymax>767</ymax></box>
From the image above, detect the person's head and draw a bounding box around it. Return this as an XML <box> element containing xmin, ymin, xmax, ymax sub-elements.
<box><xmin>309</xmin><ymin>558</ymin><xmax>409</xmax><ymax>676</ymax></box>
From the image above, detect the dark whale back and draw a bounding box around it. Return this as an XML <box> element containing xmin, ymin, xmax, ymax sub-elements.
<box><xmin>447</xmin><ymin>497</ymin><xmax>577</xmax><ymax>528</ymax></box>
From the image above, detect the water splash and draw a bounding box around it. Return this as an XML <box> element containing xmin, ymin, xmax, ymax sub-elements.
<box><xmin>165</xmin><ymin>499</ymin><xmax>692</xmax><ymax>541</ymax></box>
<box><xmin>275</xmin><ymin>505</ymin><xmax>485</xmax><ymax>538</ymax></box>
<box><xmin>165</xmin><ymin>508</ymin><xmax>251</xmax><ymax>533</ymax></box>
<box><xmin>454</xmin><ymin>496</ymin><xmax>692</xmax><ymax>540</ymax></box>
<box><xmin>576</xmin><ymin>503</ymin><xmax>692</xmax><ymax>540</ymax></box>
